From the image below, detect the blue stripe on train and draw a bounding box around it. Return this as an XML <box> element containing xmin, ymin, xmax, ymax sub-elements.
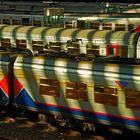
<box><xmin>15</xmin><ymin>88</ymin><xmax>140</xmax><ymax>127</ymax></box>
<box><xmin>37</xmin><ymin>103</ymin><xmax>139</xmax><ymax>127</ymax></box>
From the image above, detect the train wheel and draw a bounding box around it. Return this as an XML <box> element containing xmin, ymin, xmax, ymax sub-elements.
<box><xmin>10</xmin><ymin>107</ymin><xmax>26</xmax><ymax>116</ymax></box>
<box><xmin>68</xmin><ymin>119</ymin><xmax>83</xmax><ymax>129</ymax></box>
<box><xmin>82</xmin><ymin>122</ymin><xmax>96</xmax><ymax>132</ymax></box>
<box><xmin>53</xmin><ymin>115</ymin><xmax>68</xmax><ymax>127</ymax></box>
<box><xmin>38</xmin><ymin>113</ymin><xmax>47</xmax><ymax>123</ymax></box>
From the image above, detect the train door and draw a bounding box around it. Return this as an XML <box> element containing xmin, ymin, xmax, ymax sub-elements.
<box><xmin>106</xmin><ymin>44</ymin><xmax>120</xmax><ymax>57</ymax></box>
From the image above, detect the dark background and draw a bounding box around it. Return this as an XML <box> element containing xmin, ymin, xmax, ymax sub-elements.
<box><xmin>0</xmin><ymin>0</ymin><xmax>139</xmax><ymax>3</ymax></box>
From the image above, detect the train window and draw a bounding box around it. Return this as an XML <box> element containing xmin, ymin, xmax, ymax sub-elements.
<box><xmin>51</xmin><ymin>42</ymin><xmax>61</xmax><ymax>46</ymax></box>
<box><xmin>33</xmin><ymin>20</ymin><xmax>41</xmax><ymax>26</ymax></box>
<box><xmin>67</xmin><ymin>40</ymin><xmax>80</xmax><ymax>48</ymax></box>
<box><xmin>2</xmin><ymin>19</ymin><xmax>10</xmax><ymax>24</ymax></box>
<box><xmin>90</xmin><ymin>22</ymin><xmax>99</xmax><ymax>30</ymax></box>
<box><xmin>128</xmin><ymin>24</ymin><xmax>134</xmax><ymax>31</ymax></box>
<box><xmin>125</xmin><ymin>89</ymin><xmax>140</xmax><ymax>109</ymax></box>
<box><xmin>94</xmin><ymin>85</ymin><xmax>118</xmax><ymax>106</ymax></box>
<box><xmin>32</xmin><ymin>40</ymin><xmax>43</xmax><ymax>51</ymax></box>
<box><xmin>86</xmin><ymin>43</ymin><xmax>99</xmax><ymax>56</ymax></box>
<box><xmin>66</xmin><ymin>39</ymin><xmax>80</xmax><ymax>55</ymax></box>
<box><xmin>77</xmin><ymin>20</ymin><xmax>85</xmax><ymax>29</ymax></box>
<box><xmin>67</xmin><ymin>47</ymin><xmax>79</xmax><ymax>55</ymax></box>
<box><xmin>66</xmin><ymin>81</ymin><xmax>88</xmax><ymax>101</ymax></box>
<box><xmin>48</xmin><ymin>42</ymin><xmax>61</xmax><ymax>52</ymax></box>
<box><xmin>86</xmin><ymin>43</ymin><xmax>98</xmax><ymax>49</ymax></box>
<box><xmin>16</xmin><ymin>39</ymin><xmax>27</xmax><ymax>49</ymax></box>
<box><xmin>1</xmin><ymin>38</ymin><xmax>11</xmax><ymax>48</ymax></box>
<box><xmin>22</xmin><ymin>18</ymin><xmax>29</xmax><ymax>26</ymax></box>
<box><xmin>49</xmin><ymin>16</ymin><xmax>60</xmax><ymax>24</ymax></box>
<box><xmin>32</xmin><ymin>41</ymin><xmax>43</xmax><ymax>44</ymax></box>
<box><xmin>12</xmin><ymin>19</ymin><xmax>20</xmax><ymax>25</ymax></box>
<box><xmin>102</xmin><ymin>23</ymin><xmax>112</xmax><ymax>30</ymax></box>
<box><xmin>64</xmin><ymin>21</ymin><xmax>73</xmax><ymax>28</ymax></box>
<box><xmin>1</xmin><ymin>38</ymin><xmax>10</xmax><ymax>43</ymax></box>
<box><xmin>40</xmin><ymin>78</ymin><xmax>60</xmax><ymax>97</ymax></box>
<box><xmin>115</xmin><ymin>24</ymin><xmax>125</xmax><ymax>31</ymax></box>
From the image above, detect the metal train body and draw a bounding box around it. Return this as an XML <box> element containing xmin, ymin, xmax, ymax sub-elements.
<box><xmin>0</xmin><ymin>24</ymin><xmax>140</xmax><ymax>58</ymax></box>
<box><xmin>1</xmin><ymin>13</ymin><xmax>140</xmax><ymax>31</ymax></box>
<box><xmin>0</xmin><ymin>13</ymin><xmax>64</xmax><ymax>27</ymax></box>
<box><xmin>64</xmin><ymin>14</ymin><xmax>140</xmax><ymax>31</ymax></box>
<box><xmin>0</xmin><ymin>14</ymin><xmax>46</xmax><ymax>27</ymax></box>
<box><xmin>1</xmin><ymin>53</ymin><xmax>140</xmax><ymax>131</ymax></box>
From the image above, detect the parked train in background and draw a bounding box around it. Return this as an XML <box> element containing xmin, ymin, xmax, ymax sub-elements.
<box><xmin>1</xmin><ymin>12</ymin><xmax>140</xmax><ymax>31</ymax></box>
<box><xmin>0</xmin><ymin>8</ymin><xmax>64</xmax><ymax>27</ymax></box>
<box><xmin>0</xmin><ymin>24</ymin><xmax>140</xmax><ymax>58</ymax></box>
<box><xmin>63</xmin><ymin>13</ymin><xmax>140</xmax><ymax>31</ymax></box>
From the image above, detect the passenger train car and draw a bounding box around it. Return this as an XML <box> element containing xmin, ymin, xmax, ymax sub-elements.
<box><xmin>0</xmin><ymin>11</ymin><xmax>64</xmax><ymax>27</ymax></box>
<box><xmin>64</xmin><ymin>13</ymin><xmax>140</xmax><ymax>31</ymax></box>
<box><xmin>0</xmin><ymin>24</ymin><xmax>140</xmax><ymax>58</ymax></box>
<box><xmin>1</xmin><ymin>52</ymin><xmax>140</xmax><ymax>131</ymax></box>
<box><xmin>0</xmin><ymin>14</ymin><xmax>46</xmax><ymax>26</ymax></box>
<box><xmin>1</xmin><ymin>12</ymin><xmax>140</xmax><ymax>31</ymax></box>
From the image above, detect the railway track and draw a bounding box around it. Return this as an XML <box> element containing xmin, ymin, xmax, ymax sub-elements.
<box><xmin>0</xmin><ymin>110</ymin><xmax>139</xmax><ymax>140</ymax></box>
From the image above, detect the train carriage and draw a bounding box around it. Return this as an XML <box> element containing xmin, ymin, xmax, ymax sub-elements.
<box><xmin>1</xmin><ymin>12</ymin><xmax>140</xmax><ymax>32</ymax></box>
<box><xmin>13</xmin><ymin>55</ymin><xmax>140</xmax><ymax>130</ymax></box>
<box><xmin>0</xmin><ymin>24</ymin><xmax>140</xmax><ymax>58</ymax></box>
